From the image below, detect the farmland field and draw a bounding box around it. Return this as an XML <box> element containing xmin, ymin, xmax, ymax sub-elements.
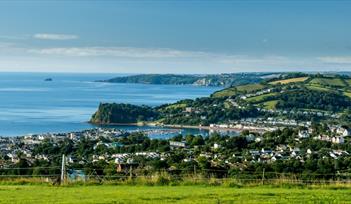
<box><xmin>0</xmin><ymin>185</ymin><xmax>351</xmax><ymax>203</ymax></box>
<box><xmin>212</xmin><ymin>83</ymin><xmax>264</xmax><ymax>98</ymax></box>
<box><xmin>263</xmin><ymin>100</ymin><xmax>278</xmax><ymax>109</ymax></box>
<box><xmin>344</xmin><ymin>92</ymin><xmax>351</xmax><ymax>98</ymax></box>
<box><xmin>309</xmin><ymin>77</ymin><xmax>346</xmax><ymax>87</ymax></box>
<box><xmin>236</xmin><ymin>83</ymin><xmax>265</xmax><ymax>92</ymax></box>
<box><xmin>306</xmin><ymin>85</ymin><xmax>331</xmax><ymax>92</ymax></box>
<box><xmin>269</xmin><ymin>77</ymin><xmax>308</xmax><ymax>85</ymax></box>
<box><xmin>245</xmin><ymin>93</ymin><xmax>277</xmax><ymax>103</ymax></box>
<box><xmin>212</xmin><ymin>87</ymin><xmax>238</xmax><ymax>97</ymax></box>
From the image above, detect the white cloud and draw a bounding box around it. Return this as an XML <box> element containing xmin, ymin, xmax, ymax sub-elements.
<box><xmin>28</xmin><ymin>47</ymin><xmax>207</xmax><ymax>58</ymax></box>
<box><xmin>215</xmin><ymin>55</ymin><xmax>290</xmax><ymax>65</ymax></box>
<box><xmin>318</xmin><ymin>56</ymin><xmax>351</xmax><ymax>64</ymax></box>
<box><xmin>0</xmin><ymin>41</ymin><xmax>349</xmax><ymax>73</ymax></box>
<box><xmin>33</xmin><ymin>33</ymin><xmax>79</xmax><ymax>40</ymax></box>
<box><xmin>0</xmin><ymin>35</ymin><xmax>28</xmax><ymax>40</ymax></box>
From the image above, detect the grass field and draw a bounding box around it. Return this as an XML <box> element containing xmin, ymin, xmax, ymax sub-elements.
<box><xmin>263</xmin><ymin>100</ymin><xmax>278</xmax><ymax>109</ymax></box>
<box><xmin>212</xmin><ymin>84</ymin><xmax>264</xmax><ymax>98</ymax></box>
<box><xmin>1</xmin><ymin>185</ymin><xmax>351</xmax><ymax>204</ymax></box>
<box><xmin>245</xmin><ymin>93</ymin><xmax>277</xmax><ymax>103</ymax></box>
<box><xmin>306</xmin><ymin>85</ymin><xmax>331</xmax><ymax>92</ymax></box>
<box><xmin>309</xmin><ymin>77</ymin><xmax>347</xmax><ymax>87</ymax></box>
<box><xmin>236</xmin><ymin>83</ymin><xmax>265</xmax><ymax>92</ymax></box>
<box><xmin>344</xmin><ymin>92</ymin><xmax>351</xmax><ymax>98</ymax></box>
<box><xmin>269</xmin><ymin>77</ymin><xmax>308</xmax><ymax>85</ymax></box>
<box><xmin>212</xmin><ymin>87</ymin><xmax>237</xmax><ymax>98</ymax></box>
<box><xmin>163</xmin><ymin>103</ymin><xmax>187</xmax><ymax>110</ymax></box>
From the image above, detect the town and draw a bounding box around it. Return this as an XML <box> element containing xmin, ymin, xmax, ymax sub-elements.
<box><xmin>1</xmin><ymin>122</ymin><xmax>350</xmax><ymax>181</ymax></box>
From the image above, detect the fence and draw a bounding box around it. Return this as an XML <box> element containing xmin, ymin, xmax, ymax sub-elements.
<box><xmin>1</xmin><ymin>165</ymin><xmax>351</xmax><ymax>186</ymax></box>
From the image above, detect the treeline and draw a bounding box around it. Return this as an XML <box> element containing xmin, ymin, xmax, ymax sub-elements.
<box><xmin>90</xmin><ymin>103</ymin><xmax>158</xmax><ymax>124</ymax></box>
<box><xmin>276</xmin><ymin>90</ymin><xmax>351</xmax><ymax>112</ymax></box>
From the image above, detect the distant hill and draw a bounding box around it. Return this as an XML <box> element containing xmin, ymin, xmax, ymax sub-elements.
<box><xmin>97</xmin><ymin>73</ymin><xmax>273</xmax><ymax>87</ymax></box>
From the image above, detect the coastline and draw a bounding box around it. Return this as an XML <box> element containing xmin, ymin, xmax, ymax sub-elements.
<box><xmin>90</xmin><ymin>121</ymin><xmax>267</xmax><ymax>134</ymax></box>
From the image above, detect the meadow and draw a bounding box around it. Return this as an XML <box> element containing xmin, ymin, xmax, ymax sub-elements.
<box><xmin>1</xmin><ymin>184</ymin><xmax>351</xmax><ymax>203</ymax></box>
<box><xmin>269</xmin><ymin>77</ymin><xmax>309</xmax><ymax>85</ymax></box>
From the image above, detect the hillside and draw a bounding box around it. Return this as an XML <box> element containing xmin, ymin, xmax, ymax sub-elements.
<box><xmin>97</xmin><ymin>73</ymin><xmax>270</xmax><ymax>87</ymax></box>
<box><xmin>215</xmin><ymin>75</ymin><xmax>351</xmax><ymax>110</ymax></box>
<box><xmin>91</xmin><ymin>74</ymin><xmax>351</xmax><ymax>126</ymax></box>
<box><xmin>90</xmin><ymin>103</ymin><xmax>158</xmax><ymax>124</ymax></box>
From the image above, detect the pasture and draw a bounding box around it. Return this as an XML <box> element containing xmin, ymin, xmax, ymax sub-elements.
<box><xmin>269</xmin><ymin>77</ymin><xmax>309</xmax><ymax>85</ymax></box>
<box><xmin>0</xmin><ymin>184</ymin><xmax>351</xmax><ymax>203</ymax></box>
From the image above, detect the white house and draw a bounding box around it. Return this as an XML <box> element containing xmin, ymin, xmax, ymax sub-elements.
<box><xmin>298</xmin><ymin>130</ymin><xmax>310</xmax><ymax>139</ymax></box>
<box><xmin>332</xmin><ymin>136</ymin><xmax>344</xmax><ymax>144</ymax></box>
<box><xmin>337</xmin><ymin>127</ymin><xmax>351</xmax><ymax>137</ymax></box>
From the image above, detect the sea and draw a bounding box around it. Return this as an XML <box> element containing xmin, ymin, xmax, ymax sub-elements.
<box><xmin>0</xmin><ymin>72</ymin><xmax>227</xmax><ymax>138</ymax></box>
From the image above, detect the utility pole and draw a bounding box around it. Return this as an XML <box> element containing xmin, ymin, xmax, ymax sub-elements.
<box><xmin>194</xmin><ymin>165</ymin><xmax>197</xmax><ymax>177</ymax></box>
<box><xmin>61</xmin><ymin>154</ymin><xmax>66</xmax><ymax>184</ymax></box>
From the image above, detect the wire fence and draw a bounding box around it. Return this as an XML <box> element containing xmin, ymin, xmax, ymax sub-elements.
<box><xmin>1</xmin><ymin>166</ymin><xmax>351</xmax><ymax>185</ymax></box>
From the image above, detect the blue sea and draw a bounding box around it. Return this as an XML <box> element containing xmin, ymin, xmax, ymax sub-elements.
<box><xmin>0</xmin><ymin>72</ymin><xmax>222</xmax><ymax>137</ymax></box>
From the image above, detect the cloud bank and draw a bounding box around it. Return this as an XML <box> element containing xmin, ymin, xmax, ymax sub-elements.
<box><xmin>33</xmin><ymin>33</ymin><xmax>79</xmax><ymax>40</ymax></box>
<box><xmin>28</xmin><ymin>47</ymin><xmax>207</xmax><ymax>58</ymax></box>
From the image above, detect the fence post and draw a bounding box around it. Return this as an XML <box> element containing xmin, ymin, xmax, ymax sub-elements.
<box><xmin>60</xmin><ymin>154</ymin><xmax>66</xmax><ymax>185</ymax></box>
<box><xmin>262</xmin><ymin>168</ymin><xmax>265</xmax><ymax>185</ymax></box>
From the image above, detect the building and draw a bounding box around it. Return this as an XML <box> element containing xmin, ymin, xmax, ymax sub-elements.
<box><xmin>169</xmin><ymin>141</ymin><xmax>186</xmax><ymax>148</ymax></box>
<box><xmin>332</xmin><ymin>136</ymin><xmax>344</xmax><ymax>144</ymax></box>
<box><xmin>298</xmin><ymin>130</ymin><xmax>310</xmax><ymax>139</ymax></box>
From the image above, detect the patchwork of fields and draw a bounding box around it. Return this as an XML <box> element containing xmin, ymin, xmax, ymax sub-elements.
<box><xmin>0</xmin><ymin>185</ymin><xmax>351</xmax><ymax>203</ymax></box>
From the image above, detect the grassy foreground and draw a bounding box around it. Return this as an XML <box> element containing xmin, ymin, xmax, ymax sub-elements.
<box><xmin>0</xmin><ymin>185</ymin><xmax>351</xmax><ymax>203</ymax></box>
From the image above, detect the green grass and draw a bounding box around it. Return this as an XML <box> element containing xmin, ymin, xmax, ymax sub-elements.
<box><xmin>236</xmin><ymin>83</ymin><xmax>265</xmax><ymax>92</ymax></box>
<box><xmin>0</xmin><ymin>185</ymin><xmax>351</xmax><ymax>203</ymax></box>
<box><xmin>164</xmin><ymin>103</ymin><xmax>187</xmax><ymax>110</ymax></box>
<box><xmin>263</xmin><ymin>100</ymin><xmax>278</xmax><ymax>110</ymax></box>
<box><xmin>212</xmin><ymin>87</ymin><xmax>238</xmax><ymax>98</ymax></box>
<box><xmin>212</xmin><ymin>84</ymin><xmax>264</xmax><ymax>98</ymax></box>
<box><xmin>306</xmin><ymin>85</ymin><xmax>331</xmax><ymax>92</ymax></box>
<box><xmin>269</xmin><ymin>77</ymin><xmax>309</xmax><ymax>85</ymax></box>
<box><xmin>245</xmin><ymin>93</ymin><xmax>277</xmax><ymax>103</ymax></box>
<box><xmin>309</xmin><ymin>77</ymin><xmax>347</xmax><ymax>87</ymax></box>
<box><xmin>344</xmin><ymin>92</ymin><xmax>351</xmax><ymax>98</ymax></box>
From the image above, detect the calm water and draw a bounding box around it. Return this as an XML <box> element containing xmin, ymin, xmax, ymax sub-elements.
<box><xmin>0</xmin><ymin>72</ymin><xmax>221</xmax><ymax>137</ymax></box>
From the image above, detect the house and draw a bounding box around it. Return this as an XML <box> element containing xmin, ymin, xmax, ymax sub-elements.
<box><xmin>337</xmin><ymin>127</ymin><xmax>351</xmax><ymax>137</ymax></box>
<box><xmin>245</xmin><ymin>134</ymin><xmax>256</xmax><ymax>142</ymax></box>
<box><xmin>185</xmin><ymin>107</ymin><xmax>194</xmax><ymax>113</ymax></box>
<box><xmin>276</xmin><ymin>144</ymin><xmax>287</xmax><ymax>152</ymax></box>
<box><xmin>170</xmin><ymin>141</ymin><xmax>186</xmax><ymax>148</ymax></box>
<box><xmin>314</xmin><ymin>135</ymin><xmax>331</xmax><ymax>142</ymax></box>
<box><xmin>298</xmin><ymin>130</ymin><xmax>310</xmax><ymax>139</ymax></box>
<box><xmin>332</xmin><ymin>136</ymin><xmax>344</xmax><ymax>144</ymax></box>
<box><xmin>213</xmin><ymin>143</ymin><xmax>220</xmax><ymax>149</ymax></box>
<box><xmin>261</xmin><ymin>148</ymin><xmax>273</xmax><ymax>154</ymax></box>
<box><xmin>342</xmin><ymin>128</ymin><xmax>351</xmax><ymax>137</ymax></box>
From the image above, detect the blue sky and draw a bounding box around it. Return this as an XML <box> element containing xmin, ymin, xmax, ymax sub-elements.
<box><xmin>0</xmin><ymin>1</ymin><xmax>350</xmax><ymax>73</ymax></box>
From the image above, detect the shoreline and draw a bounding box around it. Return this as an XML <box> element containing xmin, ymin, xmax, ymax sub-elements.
<box><xmin>90</xmin><ymin>122</ymin><xmax>268</xmax><ymax>134</ymax></box>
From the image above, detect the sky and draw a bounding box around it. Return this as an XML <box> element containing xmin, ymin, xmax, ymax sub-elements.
<box><xmin>0</xmin><ymin>0</ymin><xmax>350</xmax><ymax>74</ymax></box>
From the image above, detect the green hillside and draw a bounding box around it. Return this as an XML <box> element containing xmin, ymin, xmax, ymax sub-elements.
<box><xmin>91</xmin><ymin>74</ymin><xmax>351</xmax><ymax>126</ymax></box>
<box><xmin>212</xmin><ymin>75</ymin><xmax>351</xmax><ymax>113</ymax></box>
